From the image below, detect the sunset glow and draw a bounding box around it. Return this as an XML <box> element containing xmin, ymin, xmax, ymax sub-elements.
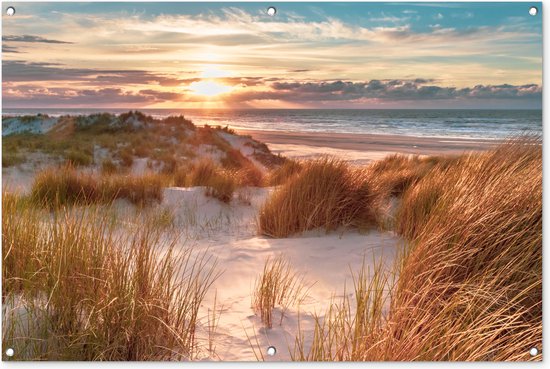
<box><xmin>1</xmin><ymin>2</ymin><xmax>542</xmax><ymax>109</ymax></box>
<box><xmin>189</xmin><ymin>81</ymin><xmax>233</xmax><ymax>97</ymax></box>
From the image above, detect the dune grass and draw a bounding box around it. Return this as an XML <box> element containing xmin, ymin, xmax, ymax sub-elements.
<box><xmin>236</xmin><ymin>162</ymin><xmax>264</xmax><ymax>187</ymax></box>
<box><xmin>2</xmin><ymin>192</ymin><xmax>41</xmax><ymax>295</ymax></box>
<box><xmin>253</xmin><ymin>255</ymin><xmax>307</xmax><ymax>329</ymax></box>
<box><xmin>289</xmin><ymin>139</ymin><xmax>541</xmax><ymax>361</ymax></box>
<box><xmin>187</xmin><ymin>159</ymin><xmax>218</xmax><ymax>187</ymax></box>
<box><xmin>291</xmin><ymin>256</ymin><xmax>394</xmax><ymax>361</ymax></box>
<box><xmin>100</xmin><ymin>158</ymin><xmax>118</xmax><ymax>174</ymax></box>
<box><xmin>265</xmin><ymin>158</ymin><xmax>302</xmax><ymax>186</ymax></box>
<box><xmin>367</xmin><ymin>153</ymin><xmax>455</xmax><ymax>199</ymax></box>
<box><xmin>65</xmin><ymin>149</ymin><xmax>94</xmax><ymax>167</ymax></box>
<box><xmin>2</xmin><ymin>152</ymin><xmax>25</xmax><ymax>168</ymax></box>
<box><xmin>2</xmin><ymin>191</ymin><xmax>220</xmax><ymax>360</ymax></box>
<box><xmin>385</xmin><ymin>138</ymin><xmax>542</xmax><ymax>361</ymax></box>
<box><xmin>30</xmin><ymin>157</ymin><xmax>260</xmax><ymax>209</ymax></box>
<box><xmin>221</xmin><ymin>148</ymin><xmax>251</xmax><ymax>170</ymax></box>
<box><xmin>30</xmin><ymin>165</ymin><xmax>164</xmax><ymax>208</ymax></box>
<box><xmin>204</xmin><ymin>171</ymin><xmax>237</xmax><ymax>203</ymax></box>
<box><xmin>259</xmin><ymin>157</ymin><xmax>375</xmax><ymax>237</ymax></box>
<box><xmin>186</xmin><ymin>159</ymin><xmax>237</xmax><ymax>203</ymax></box>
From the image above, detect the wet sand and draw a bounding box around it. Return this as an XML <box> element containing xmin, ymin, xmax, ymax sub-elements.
<box><xmin>238</xmin><ymin>129</ymin><xmax>500</xmax><ymax>163</ymax></box>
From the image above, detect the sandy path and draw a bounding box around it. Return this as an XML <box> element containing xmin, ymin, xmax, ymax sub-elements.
<box><xmin>160</xmin><ymin>187</ymin><xmax>402</xmax><ymax>361</ymax></box>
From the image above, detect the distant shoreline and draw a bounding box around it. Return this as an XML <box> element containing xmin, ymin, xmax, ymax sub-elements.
<box><xmin>2</xmin><ymin>108</ymin><xmax>543</xmax><ymax>112</ymax></box>
<box><xmin>3</xmin><ymin>109</ymin><xmax>540</xmax><ymax>143</ymax></box>
<box><xmin>238</xmin><ymin>129</ymin><xmax>501</xmax><ymax>163</ymax></box>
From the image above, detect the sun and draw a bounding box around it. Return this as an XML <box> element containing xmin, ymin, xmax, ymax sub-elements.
<box><xmin>189</xmin><ymin>80</ymin><xmax>233</xmax><ymax>97</ymax></box>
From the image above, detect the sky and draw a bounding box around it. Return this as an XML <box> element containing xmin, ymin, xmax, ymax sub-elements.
<box><xmin>1</xmin><ymin>1</ymin><xmax>543</xmax><ymax>109</ymax></box>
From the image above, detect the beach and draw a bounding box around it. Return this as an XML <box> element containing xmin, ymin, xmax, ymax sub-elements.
<box><xmin>239</xmin><ymin>129</ymin><xmax>500</xmax><ymax>164</ymax></box>
<box><xmin>2</xmin><ymin>112</ymin><xmax>541</xmax><ymax>361</ymax></box>
<box><xmin>1</xmin><ymin>0</ymin><xmax>542</xmax><ymax>362</ymax></box>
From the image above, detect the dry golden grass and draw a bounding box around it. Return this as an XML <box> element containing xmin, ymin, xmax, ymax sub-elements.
<box><xmin>30</xmin><ymin>165</ymin><xmax>164</xmax><ymax>208</ymax></box>
<box><xmin>188</xmin><ymin>158</ymin><xmax>217</xmax><ymax>187</ymax></box>
<box><xmin>236</xmin><ymin>162</ymin><xmax>264</xmax><ymax>187</ymax></box>
<box><xmin>105</xmin><ymin>172</ymin><xmax>165</xmax><ymax>206</ymax></box>
<box><xmin>204</xmin><ymin>171</ymin><xmax>237</xmax><ymax>203</ymax></box>
<box><xmin>221</xmin><ymin>148</ymin><xmax>251</xmax><ymax>170</ymax></box>
<box><xmin>31</xmin><ymin>165</ymin><xmax>102</xmax><ymax>207</ymax></box>
<box><xmin>100</xmin><ymin>158</ymin><xmax>118</xmax><ymax>174</ymax></box>
<box><xmin>367</xmin><ymin>153</ymin><xmax>456</xmax><ymax>200</ymax></box>
<box><xmin>385</xmin><ymin>138</ymin><xmax>542</xmax><ymax>361</ymax></box>
<box><xmin>291</xmin><ymin>139</ymin><xmax>542</xmax><ymax>361</ymax></box>
<box><xmin>291</xmin><ymin>256</ymin><xmax>394</xmax><ymax>361</ymax></box>
<box><xmin>2</xmin><ymin>192</ymin><xmax>41</xmax><ymax>295</ymax></box>
<box><xmin>173</xmin><ymin>166</ymin><xmax>188</xmax><ymax>187</ymax></box>
<box><xmin>2</xmin><ymin>191</ymin><xmax>220</xmax><ymax>360</ymax></box>
<box><xmin>259</xmin><ymin>157</ymin><xmax>375</xmax><ymax>237</ymax></box>
<box><xmin>265</xmin><ymin>158</ymin><xmax>302</xmax><ymax>186</ymax></box>
<box><xmin>186</xmin><ymin>159</ymin><xmax>237</xmax><ymax>202</ymax></box>
<box><xmin>253</xmin><ymin>255</ymin><xmax>307</xmax><ymax>329</ymax></box>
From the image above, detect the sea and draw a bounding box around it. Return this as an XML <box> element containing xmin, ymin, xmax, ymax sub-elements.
<box><xmin>2</xmin><ymin>109</ymin><xmax>542</xmax><ymax>140</ymax></box>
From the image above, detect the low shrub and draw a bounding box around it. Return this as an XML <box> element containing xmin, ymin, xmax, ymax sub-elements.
<box><xmin>2</xmin><ymin>153</ymin><xmax>25</xmax><ymax>167</ymax></box>
<box><xmin>65</xmin><ymin>149</ymin><xmax>93</xmax><ymax>166</ymax></box>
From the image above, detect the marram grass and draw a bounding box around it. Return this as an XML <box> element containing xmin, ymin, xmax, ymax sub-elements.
<box><xmin>288</xmin><ymin>139</ymin><xmax>541</xmax><ymax>361</ymax></box>
<box><xmin>2</xmin><ymin>192</ymin><xmax>220</xmax><ymax>360</ymax></box>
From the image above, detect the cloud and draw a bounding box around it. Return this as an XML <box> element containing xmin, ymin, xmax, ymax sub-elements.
<box><xmin>2</xmin><ymin>86</ymin><xmax>175</xmax><ymax>107</ymax></box>
<box><xmin>233</xmin><ymin>79</ymin><xmax>541</xmax><ymax>103</ymax></box>
<box><xmin>0</xmin><ymin>6</ymin><xmax>541</xmax><ymax>109</ymax></box>
<box><xmin>460</xmin><ymin>84</ymin><xmax>542</xmax><ymax>99</ymax></box>
<box><xmin>2</xmin><ymin>60</ymin><xmax>184</xmax><ymax>86</ymax></box>
<box><xmin>2</xmin><ymin>45</ymin><xmax>21</xmax><ymax>53</ymax></box>
<box><xmin>116</xmin><ymin>10</ymin><xmax>503</xmax><ymax>45</ymax></box>
<box><xmin>369</xmin><ymin>14</ymin><xmax>411</xmax><ymax>23</ymax></box>
<box><xmin>2</xmin><ymin>34</ymin><xmax>73</xmax><ymax>44</ymax></box>
<box><xmin>3</xmin><ymin>78</ymin><xmax>541</xmax><ymax>108</ymax></box>
<box><xmin>3</xmin><ymin>7</ymin><xmax>539</xmax><ymax>91</ymax></box>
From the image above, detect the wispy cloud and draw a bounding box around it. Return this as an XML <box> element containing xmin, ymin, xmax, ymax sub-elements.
<box><xmin>2</xmin><ymin>45</ymin><xmax>21</xmax><ymax>53</ymax></box>
<box><xmin>1</xmin><ymin>3</ymin><xmax>541</xmax><ymax>108</ymax></box>
<box><xmin>2</xmin><ymin>34</ymin><xmax>73</xmax><ymax>44</ymax></box>
<box><xmin>2</xmin><ymin>60</ymin><xmax>183</xmax><ymax>86</ymax></box>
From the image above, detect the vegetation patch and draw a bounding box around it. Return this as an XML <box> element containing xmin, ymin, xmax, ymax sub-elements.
<box><xmin>259</xmin><ymin>157</ymin><xmax>375</xmax><ymax>237</ymax></box>
<box><xmin>30</xmin><ymin>165</ymin><xmax>164</xmax><ymax>208</ymax></box>
<box><xmin>2</xmin><ymin>192</ymin><xmax>220</xmax><ymax>360</ymax></box>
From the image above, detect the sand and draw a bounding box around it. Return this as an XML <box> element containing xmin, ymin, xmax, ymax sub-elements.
<box><xmin>238</xmin><ymin>130</ymin><xmax>499</xmax><ymax>164</ymax></box>
<box><xmin>2</xmin><ymin>124</ymin><xmax>493</xmax><ymax>361</ymax></box>
<box><xmin>171</xmin><ymin>131</ymin><xmax>497</xmax><ymax>360</ymax></box>
<box><xmin>160</xmin><ymin>187</ymin><xmax>403</xmax><ymax>361</ymax></box>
